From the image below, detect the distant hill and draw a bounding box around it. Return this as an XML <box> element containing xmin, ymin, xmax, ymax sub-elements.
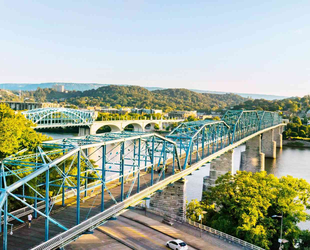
<box><xmin>32</xmin><ymin>85</ymin><xmax>247</xmax><ymax>112</ymax></box>
<box><xmin>0</xmin><ymin>83</ymin><xmax>107</xmax><ymax>92</ymax></box>
<box><xmin>189</xmin><ymin>89</ymin><xmax>289</xmax><ymax>100</ymax></box>
<box><xmin>0</xmin><ymin>83</ymin><xmax>289</xmax><ymax>100</ymax></box>
<box><xmin>0</xmin><ymin>89</ymin><xmax>19</xmax><ymax>101</ymax></box>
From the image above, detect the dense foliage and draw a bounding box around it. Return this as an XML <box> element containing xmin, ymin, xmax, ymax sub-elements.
<box><xmin>187</xmin><ymin>171</ymin><xmax>310</xmax><ymax>249</ymax></box>
<box><xmin>25</xmin><ymin>85</ymin><xmax>246</xmax><ymax>112</ymax></box>
<box><xmin>0</xmin><ymin>104</ymin><xmax>49</xmax><ymax>159</ymax></box>
<box><xmin>233</xmin><ymin>96</ymin><xmax>310</xmax><ymax>116</ymax></box>
<box><xmin>96</xmin><ymin>112</ymin><xmax>164</xmax><ymax>121</ymax></box>
<box><xmin>0</xmin><ymin>89</ymin><xmax>19</xmax><ymax>102</ymax></box>
<box><xmin>283</xmin><ymin>116</ymin><xmax>310</xmax><ymax>139</ymax></box>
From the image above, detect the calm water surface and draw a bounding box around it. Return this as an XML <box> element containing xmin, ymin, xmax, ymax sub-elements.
<box><xmin>185</xmin><ymin>145</ymin><xmax>310</xmax><ymax>229</ymax></box>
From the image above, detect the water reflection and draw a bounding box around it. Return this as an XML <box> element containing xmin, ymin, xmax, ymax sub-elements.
<box><xmin>265</xmin><ymin>147</ymin><xmax>310</xmax><ymax>180</ymax></box>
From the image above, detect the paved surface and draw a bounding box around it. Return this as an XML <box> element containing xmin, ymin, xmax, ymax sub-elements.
<box><xmin>67</xmin><ymin>214</ymin><xmax>195</xmax><ymax>250</ymax></box>
<box><xmin>122</xmin><ymin>210</ymin><xmax>242</xmax><ymax>250</ymax></box>
<box><xmin>132</xmin><ymin>210</ymin><xmax>243</xmax><ymax>250</ymax></box>
<box><xmin>67</xmin><ymin>210</ymin><xmax>243</xmax><ymax>250</ymax></box>
<box><xmin>0</xmin><ymin>142</ymin><xmax>224</xmax><ymax>249</ymax></box>
<box><xmin>65</xmin><ymin>230</ymin><xmax>131</xmax><ymax>250</ymax></box>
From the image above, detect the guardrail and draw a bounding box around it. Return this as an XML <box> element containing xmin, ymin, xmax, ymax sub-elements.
<box><xmin>95</xmin><ymin>117</ymin><xmax>183</xmax><ymax>121</ymax></box>
<box><xmin>146</xmin><ymin>207</ymin><xmax>264</xmax><ymax>250</ymax></box>
<box><xmin>185</xmin><ymin>219</ymin><xmax>264</xmax><ymax>250</ymax></box>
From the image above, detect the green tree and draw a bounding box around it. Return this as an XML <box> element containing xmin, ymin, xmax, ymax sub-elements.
<box><xmin>289</xmin><ymin>103</ymin><xmax>299</xmax><ymax>114</ymax></box>
<box><xmin>185</xmin><ymin>115</ymin><xmax>198</xmax><ymax>122</ymax></box>
<box><xmin>197</xmin><ymin>171</ymin><xmax>310</xmax><ymax>249</ymax></box>
<box><xmin>299</xmin><ymin>130</ymin><xmax>306</xmax><ymax>137</ymax></box>
<box><xmin>303</xmin><ymin>116</ymin><xmax>308</xmax><ymax>125</ymax></box>
<box><xmin>186</xmin><ymin>199</ymin><xmax>210</xmax><ymax>222</ymax></box>
<box><xmin>0</xmin><ymin>104</ymin><xmax>49</xmax><ymax>159</ymax></box>
<box><xmin>299</xmin><ymin>230</ymin><xmax>310</xmax><ymax>249</ymax></box>
<box><xmin>292</xmin><ymin>116</ymin><xmax>302</xmax><ymax>125</ymax></box>
<box><xmin>290</xmin><ymin>131</ymin><xmax>298</xmax><ymax>137</ymax></box>
<box><xmin>154</xmin><ymin>124</ymin><xmax>160</xmax><ymax>130</ymax></box>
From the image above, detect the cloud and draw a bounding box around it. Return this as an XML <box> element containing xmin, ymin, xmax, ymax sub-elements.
<box><xmin>294</xmin><ymin>29</ymin><xmax>303</xmax><ymax>34</ymax></box>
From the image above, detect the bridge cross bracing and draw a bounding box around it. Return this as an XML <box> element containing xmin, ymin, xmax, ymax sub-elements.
<box><xmin>0</xmin><ymin>110</ymin><xmax>283</xmax><ymax>249</ymax></box>
<box><xmin>21</xmin><ymin>107</ymin><xmax>183</xmax><ymax>132</ymax></box>
<box><xmin>22</xmin><ymin>108</ymin><xmax>95</xmax><ymax>128</ymax></box>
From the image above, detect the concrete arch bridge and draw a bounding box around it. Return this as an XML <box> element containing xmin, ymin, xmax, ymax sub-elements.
<box><xmin>79</xmin><ymin>118</ymin><xmax>184</xmax><ymax>135</ymax></box>
<box><xmin>21</xmin><ymin>107</ymin><xmax>183</xmax><ymax>134</ymax></box>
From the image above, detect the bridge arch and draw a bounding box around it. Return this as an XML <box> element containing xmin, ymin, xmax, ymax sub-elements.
<box><xmin>96</xmin><ymin>124</ymin><xmax>121</xmax><ymax>133</ymax></box>
<box><xmin>124</xmin><ymin>123</ymin><xmax>144</xmax><ymax>132</ymax></box>
<box><xmin>144</xmin><ymin>122</ymin><xmax>160</xmax><ymax>131</ymax></box>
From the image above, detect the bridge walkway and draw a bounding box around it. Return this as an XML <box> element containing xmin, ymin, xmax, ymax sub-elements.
<box><xmin>0</xmin><ymin>139</ymin><xmax>215</xmax><ymax>249</ymax></box>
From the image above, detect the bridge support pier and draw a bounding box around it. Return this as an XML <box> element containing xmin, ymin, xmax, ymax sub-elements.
<box><xmin>274</xmin><ymin>126</ymin><xmax>283</xmax><ymax>148</ymax></box>
<box><xmin>149</xmin><ymin>179</ymin><xmax>187</xmax><ymax>219</ymax></box>
<box><xmin>240</xmin><ymin>135</ymin><xmax>265</xmax><ymax>172</ymax></box>
<box><xmin>78</xmin><ymin>127</ymin><xmax>90</xmax><ymax>136</ymax></box>
<box><xmin>203</xmin><ymin>150</ymin><xmax>233</xmax><ymax>191</ymax></box>
<box><xmin>262</xmin><ymin>129</ymin><xmax>276</xmax><ymax>159</ymax></box>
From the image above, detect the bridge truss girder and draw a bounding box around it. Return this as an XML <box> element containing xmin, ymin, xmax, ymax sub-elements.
<box><xmin>0</xmin><ymin>110</ymin><xmax>282</xmax><ymax>249</ymax></box>
<box><xmin>167</xmin><ymin>120</ymin><xmax>231</xmax><ymax>170</ymax></box>
<box><xmin>21</xmin><ymin>108</ymin><xmax>95</xmax><ymax>128</ymax></box>
<box><xmin>0</xmin><ymin>132</ymin><xmax>180</xmax><ymax>249</ymax></box>
<box><xmin>222</xmin><ymin>110</ymin><xmax>281</xmax><ymax>143</ymax></box>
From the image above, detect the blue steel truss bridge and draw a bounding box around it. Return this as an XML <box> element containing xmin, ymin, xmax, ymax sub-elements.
<box><xmin>0</xmin><ymin>110</ymin><xmax>285</xmax><ymax>250</ymax></box>
<box><xmin>22</xmin><ymin>108</ymin><xmax>95</xmax><ymax>128</ymax></box>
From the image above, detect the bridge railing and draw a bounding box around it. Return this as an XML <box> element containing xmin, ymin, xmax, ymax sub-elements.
<box><xmin>0</xmin><ymin>162</ymin><xmax>153</xmax><ymax>225</ymax></box>
<box><xmin>145</xmin><ymin>207</ymin><xmax>264</xmax><ymax>250</ymax></box>
<box><xmin>185</xmin><ymin>219</ymin><xmax>264</xmax><ymax>250</ymax></box>
<box><xmin>95</xmin><ymin>117</ymin><xmax>182</xmax><ymax>121</ymax></box>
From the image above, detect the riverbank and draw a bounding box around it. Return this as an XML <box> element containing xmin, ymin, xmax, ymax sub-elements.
<box><xmin>283</xmin><ymin>139</ymin><xmax>310</xmax><ymax>148</ymax></box>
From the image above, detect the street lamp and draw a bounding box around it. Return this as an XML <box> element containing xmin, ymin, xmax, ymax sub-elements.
<box><xmin>198</xmin><ymin>211</ymin><xmax>207</xmax><ymax>237</ymax></box>
<box><xmin>272</xmin><ymin>212</ymin><xmax>287</xmax><ymax>249</ymax></box>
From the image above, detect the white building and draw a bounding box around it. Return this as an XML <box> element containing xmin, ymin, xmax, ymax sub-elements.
<box><xmin>53</xmin><ymin>84</ymin><xmax>65</xmax><ymax>92</ymax></box>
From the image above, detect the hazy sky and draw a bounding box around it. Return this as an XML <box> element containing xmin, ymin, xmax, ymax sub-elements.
<box><xmin>1</xmin><ymin>1</ymin><xmax>309</xmax><ymax>96</ymax></box>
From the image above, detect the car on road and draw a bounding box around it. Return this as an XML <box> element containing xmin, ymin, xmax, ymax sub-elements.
<box><xmin>166</xmin><ymin>239</ymin><xmax>188</xmax><ymax>250</ymax></box>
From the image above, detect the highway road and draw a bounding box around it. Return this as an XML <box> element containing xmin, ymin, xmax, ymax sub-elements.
<box><xmin>66</xmin><ymin>216</ymin><xmax>195</xmax><ymax>250</ymax></box>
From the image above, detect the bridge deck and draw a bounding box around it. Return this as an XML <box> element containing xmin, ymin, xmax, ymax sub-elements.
<box><xmin>1</xmin><ymin>123</ymin><xmax>285</xmax><ymax>249</ymax></box>
<box><xmin>0</xmin><ymin>141</ymin><xmax>208</xmax><ymax>249</ymax></box>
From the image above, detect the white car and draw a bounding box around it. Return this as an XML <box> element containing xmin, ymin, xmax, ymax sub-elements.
<box><xmin>166</xmin><ymin>239</ymin><xmax>188</xmax><ymax>250</ymax></box>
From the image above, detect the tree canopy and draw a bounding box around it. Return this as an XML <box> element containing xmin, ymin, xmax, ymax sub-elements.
<box><xmin>187</xmin><ymin>171</ymin><xmax>310</xmax><ymax>249</ymax></box>
<box><xmin>0</xmin><ymin>104</ymin><xmax>49</xmax><ymax>159</ymax></box>
<box><xmin>20</xmin><ymin>85</ymin><xmax>246</xmax><ymax>112</ymax></box>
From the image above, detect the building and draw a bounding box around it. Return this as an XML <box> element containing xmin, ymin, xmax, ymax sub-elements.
<box><xmin>168</xmin><ymin>110</ymin><xmax>197</xmax><ymax>119</ymax></box>
<box><xmin>131</xmin><ymin>108</ymin><xmax>162</xmax><ymax>115</ymax></box>
<box><xmin>99</xmin><ymin>108</ymin><xmax>119</xmax><ymax>114</ymax></box>
<box><xmin>2</xmin><ymin>101</ymin><xmax>60</xmax><ymax>111</ymax></box>
<box><xmin>118</xmin><ymin>107</ymin><xmax>131</xmax><ymax>114</ymax></box>
<box><xmin>53</xmin><ymin>84</ymin><xmax>65</xmax><ymax>92</ymax></box>
<box><xmin>198</xmin><ymin>114</ymin><xmax>213</xmax><ymax>120</ymax></box>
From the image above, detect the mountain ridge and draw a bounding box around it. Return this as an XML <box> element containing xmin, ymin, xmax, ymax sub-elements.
<box><xmin>0</xmin><ymin>82</ymin><xmax>289</xmax><ymax>100</ymax></box>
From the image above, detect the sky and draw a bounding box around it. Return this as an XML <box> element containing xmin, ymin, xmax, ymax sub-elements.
<box><xmin>0</xmin><ymin>1</ymin><xmax>309</xmax><ymax>96</ymax></box>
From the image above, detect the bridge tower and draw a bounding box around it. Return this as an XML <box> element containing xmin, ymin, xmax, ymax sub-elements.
<box><xmin>149</xmin><ymin>179</ymin><xmax>187</xmax><ymax>219</ymax></box>
<box><xmin>240</xmin><ymin>135</ymin><xmax>265</xmax><ymax>172</ymax></box>
<box><xmin>203</xmin><ymin>150</ymin><xmax>233</xmax><ymax>191</ymax></box>
<box><xmin>262</xmin><ymin>129</ymin><xmax>276</xmax><ymax>159</ymax></box>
